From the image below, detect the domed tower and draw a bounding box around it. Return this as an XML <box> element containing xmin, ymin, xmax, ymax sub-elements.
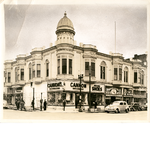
<box><xmin>55</xmin><ymin>12</ymin><xmax>75</xmax><ymax>45</ymax></box>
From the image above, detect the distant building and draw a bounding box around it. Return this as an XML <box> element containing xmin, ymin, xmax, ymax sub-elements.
<box><xmin>4</xmin><ymin>12</ymin><xmax>147</xmax><ymax>108</ymax></box>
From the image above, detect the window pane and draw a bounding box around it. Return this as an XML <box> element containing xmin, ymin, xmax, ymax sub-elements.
<box><xmin>37</xmin><ymin>64</ymin><xmax>41</xmax><ymax>77</ymax></box>
<box><xmin>100</xmin><ymin>66</ymin><xmax>102</xmax><ymax>79</ymax></box>
<box><xmin>29</xmin><ymin>68</ymin><xmax>31</xmax><ymax>80</ymax></box>
<box><xmin>8</xmin><ymin>72</ymin><xmax>11</xmax><ymax>83</ymax></box>
<box><xmin>119</xmin><ymin>68</ymin><xmax>122</xmax><ymax>80</ymax></box>
<box><xmin>57</xmin><ymin>59</ymin><xmax>60</xmax><ymax>74</ymax></box>
<box><xmin>62</xmin><ymin>59</ymin><xmax>67</xmax><ymax>74</ymax></box>
<box><xmin>134</xmin><ymin>72</ymin><xmax>137</xmax><ymax>83</ymax></box>
<box><xmin>91</xmin><ymin>62</ymin><xmax>95</xmax><ymax>76</ymax></box>
<box><xmin>21</xmin><ymin>69</ymin><xmax>24</xmax><ymax>80</ymax></box>
<box><xmin>46</xmin><ymin>63</ymin><xmax>49</xmax><ymax>77</ymax></box>
<box><xmin>69</xmin><ymin>59</ymin><xmax>72</xmax><ymax>74</ymax></box>
<box><xmin>114</xmin><ymin>68</ymin><xmax>117</xmax><ymax>80</ymax></box>
<box><xmin>85</xmin><ymin>62</ymin><xmax>89</xmax><ymax>76</ymax></box>
<box><xmin>103</xmin><ymin>66</ymin><xmax>105</xmax><ymax>79</ymax></box>
<box><xmin>32</xmin><ymin>65</ymin><xmax>35</xmax><ymax>78</ymax></box>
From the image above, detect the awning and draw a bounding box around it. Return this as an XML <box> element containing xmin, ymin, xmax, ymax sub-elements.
<box><xmin>120</xmin><ymin>86</ymin><xmax>132</xmax><ymax>89</ymax></box>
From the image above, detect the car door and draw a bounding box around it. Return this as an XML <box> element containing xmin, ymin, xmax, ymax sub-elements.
<box><xmin>123</xmin><ymin>102</ymin><xmax>127</xmax><ymax>111</ymax></box>
<box><xmin>119</xmin><ymin>102</ymin><xmax>124</xmax><ymax>112</ymax></box>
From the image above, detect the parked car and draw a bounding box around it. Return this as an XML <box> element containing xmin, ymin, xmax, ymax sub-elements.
<box><xmin>130</xmin><ymin>102</ymin><xmax>142</xmax><ymax>111</ymax></box>
<box><xmin>105</xmin><ymin>101</ymin><xmax>130</xmax><ymax>113</ymax></box>
<box><xmin>3</xmin><ymin>100</ymin><xmax>8</xmax><ymax>108</ymax></box>
<box><xmin>141</xmin><ymin>103</ymin><xmax>148</xmax><ymax>111</ymax></box>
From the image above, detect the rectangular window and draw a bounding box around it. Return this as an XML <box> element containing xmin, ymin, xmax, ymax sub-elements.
<box><xmin>62</xmin><ymin>59</ymin><xmax>67</xmax><ymax>74</ymax></box>
<box><xmin>32</xmin><ymin>64</ymin><xmax>35</xmax><ymax>78</ymax></box>
<box><xmin>141</xmin><ymin>74</ymin><xmax>144</xmax><ymax>84</ymax></box>
<box><xmin>37</xmin><ymin>64</ymin><xmax>41</xmax><ymax>77</ymax></box>
<box><xmin>46</xmin><ymin>63</ymin><xmax>49</xmax><ymax>77</ymax></box>
<box><xmin>114</xmin><ymin>68</ymin><xmax>117</xmax><ymax>80</ymax></box>
<box><xmin>134</xmin><ymin>72</ymin><xmax>137</xmax><ymax>83</ymax></box>
<box><xmin>85</xmin><ymin>62</ymin><xmax>89</xmax><ymax>76</ymax></box>
<box><xmin>69</xmin><ymin>59</ymin><xmax>72</xmax><ymax>74</ymax></box>
<box><xmin>21</xmin><ymin>69</ymin><xmax>24</xmax><ymax>80</ymax></box>
<box><xmin>119</xmin><ymin>68</ymin><xmax>122</xmax><ymax>80</ymax></box>
<box><xmin>8</xmin><ymin>72</ymin><xmax>11</xmax><ymax>83</ymax></box>
<box><xmin>29</xmin><ymin>68</ymin><xmax>31</xmax><ymax>80</ymax></box>
<box><xmin>91</xmin><ymin>62</ymin><xmax>95</xmax><ymax>76</ymax></box>
<box><xmin>57</xmin><ymin>59</ymin><xmax>60</xmax><ymax>74</ymax></box>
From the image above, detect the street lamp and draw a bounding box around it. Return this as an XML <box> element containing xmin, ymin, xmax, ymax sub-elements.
<box><xmin>30</xmin><ymin>82</ymin><xmax>35</xmax><ymax>110</ymax></box>
<box><xmin>78</xmin><ymin>74</ymin><xmax>83</xmax><ymax>109</ymax></box>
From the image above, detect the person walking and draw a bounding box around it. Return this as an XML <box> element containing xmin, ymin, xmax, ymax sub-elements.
<box><xmin>17</xmin><ymin>98</ymin><xmax>20</xmax><ymax>110</ymax></box>
<box><xmin>63</xmin><ymin>99</ymin><xmax>66</xmax><ymax>111</ymax></box>
<box><xmin>40</xmin><ymin>99</ymin><xmax>43</xmax><ymax>111</ymax></box>
<box><xmin>15</xmin><ymin>98</ymin><xmax>18</xmax><ymax>109</ymax></box>
<box><xmin>43</xmin><ymin>99</ymin><xmax>47</xmax><ymax>111</ymax></box>
<box><xmin>31</xmin><ymin>99</ymin><xmax>35</xmax><ymax>110</ymax></box>
<box><xmin>20</xmin><ymin>99</ymin><xmax>26</xmax><ymax>111</ymax></box>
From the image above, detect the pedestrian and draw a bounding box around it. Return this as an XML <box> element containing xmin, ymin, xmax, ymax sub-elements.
<box><xmin>17</xmin><ymin>98</ymin><xmax>20</xmax><ymax>110</ymax></box>
<box><xmin>43</xmin><ymin>99</ymin><xmax>47</xmax><ymax>111</ymax></box>
<box><xmin>31</xmin><ymin>99</ymin><xmax>35</xmax><ymax>110</ymax></box>
<box><xmin>40</xmin><ymin>99</ymin><xmax>43</xmax><ymax>111</ymax></box>
<box><xmin>20</xmin><ymin>99</ymin><xmax>26</xmax><ymax>111</ymax></box>
<box><xmin>63</xmin><ymin>99</ymin><xmax>66</xmax><ymax>111</ymax></box>
<box><xmin>15</xmin><ymin>98</ymin><xmax>18</xmax><ymax>109</ymax></box>
<box><xmin>94</xmin><ymin>100</ymin><xmax>97</xmax><ymax>109</ymax></box>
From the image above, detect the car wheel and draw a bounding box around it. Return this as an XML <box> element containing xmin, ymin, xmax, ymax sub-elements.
<box><xmin>125</xmin><ymin>109</ymin><xmax>129</xmax><ymax>113</ymax></box>
<box><xmin>115</xmin><ymin>109</ymin><xmax>119</xmax><ymax>113</ymax></box>
<box><xmin>107</xmin><ymin>111</ymin><xmax>109</xmax><ymax>113</ymax></box>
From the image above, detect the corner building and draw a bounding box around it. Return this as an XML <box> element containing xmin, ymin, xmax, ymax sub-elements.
<box><xmin>4</xmin><ymin>13</ymin><xmax>147</xmax><ymax>108</ymax></box>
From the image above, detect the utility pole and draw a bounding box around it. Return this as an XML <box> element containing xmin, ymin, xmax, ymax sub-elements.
<box><xmin>78</xmin><ymin>74</ymin><xmax>83</xmax><ymax>109</ymax></box>
<box><xmin>33</xmin><ymin>87</ymin><xmax>35</xmax><ymax>110</ymax></box>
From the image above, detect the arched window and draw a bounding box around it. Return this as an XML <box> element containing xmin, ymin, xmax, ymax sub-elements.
<box><xmin>32</xmin><ymin>64</ymin><xmax>35</xmax><ymax>78</ymax></box>
<box><xmin>29</xmin><ymin>63</ymin><xmax>32</xmax><ymax>80</ymax></box>
<box><xmin>124</xmin><ymin>67</ymin><xmax>128</xmax><ymax>83</ymax></box>
<box><xmin>100</xmin><ymin>61</ymin><xmax>106</xmax><ymax>79</ymax></box>
<box><xmin>46</xmin><ymin>60</ymin><xmax>49</xmax><ymax>77</ymax></box>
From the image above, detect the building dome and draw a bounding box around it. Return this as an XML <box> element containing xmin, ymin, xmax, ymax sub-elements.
<box><xmin>56</xmin><ymin>12</ymin><xmax>75</xmax><ymax>35</ymax></box>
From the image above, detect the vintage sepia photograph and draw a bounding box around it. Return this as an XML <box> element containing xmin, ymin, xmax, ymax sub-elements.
<box><xmin>1</xmin><ymin>0</ymin><xmax>149</xmax><ymax>123</ymax></box>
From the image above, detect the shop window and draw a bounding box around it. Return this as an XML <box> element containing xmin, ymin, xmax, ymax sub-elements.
<box><xmin>85</xmin><ymin>62</ymin><xmax>89</xmax><ymax>76</ymax></box>
<box><xmin>8</xmin><ymin>74</ymin><xmax>10</xmax><ymax>83</ymax></box>
<box><xmin>69</xmin><ymin>59</ymin><xmax>72</xmax><ymax>74</ymax></box>
<box><xmin>119</xmin><ymin>67</ymin><xmax>122</xmax><ymax>80</ymax></box>
<box><xmin>32</xmin><ymin>64</ymin><xmax>35</xmax><ymax>78</ymax></box>
<box><xmin>46</xmin><ymin>60</ymin><xmax>49</xmax><ymax>77</ymax></box>
<box><xmin>100</xmin><ymin>61</ymin><xmax>106</xmax><ymax>79</ymax></box>
<box><xmin>57</xmin><ymin>59</ymin><xmax>60</xmax><ymax>74</ymax></box>
<box><xmin>21</xmin><ymin>69</ymin><xmax>24</xmax><ymax>80</ymax></box>
<box><xmin>29</xmin><ymin>63</ymin><xmax>32</xmax><ymax>80</ymax></box>
<box><xmin>114</xmin><ymin>68</ymin><xmax>117</xmax><ymax>80</ymax></box>
<box><xmin>37</xmin><ymin>64</ymin><xmax>41</xmax><ymax>77</ymax></box>
<box><xmin>91</xmin><ymin>62</ymin><xmax>95</xmax><ymax>76</ymax></box>
<box><xmin>62</xmin><ymin>59</ymin><xmax>67</xmax><ymax>74</ymax></box>
<box><xmin>124</xmin><ymin>67</ymin><xmax>128</xmax><ymax>83</ymax></box>
<box><xmin>134</xmin><ymin>71</ymin><xmax>137</xmax><ymax>83</ymax></box>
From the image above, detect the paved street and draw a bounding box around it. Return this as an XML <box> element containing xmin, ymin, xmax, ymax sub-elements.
<box><xmin>2</xmin><ymin>109</ymin><xmax>148</xmax><ymax>122</ymax></box>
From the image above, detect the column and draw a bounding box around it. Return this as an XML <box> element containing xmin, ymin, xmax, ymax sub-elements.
<box><xmin>66</xmin><ymin>92</ymin><xmax>70</xmax><ymax>101</ymax></box>
<box><xmin>67</xmin><ymin>55</ymin><xmax>69</xmax><ymax>74</ymax></box>
<box><xmin>72</xmin><ymin>93</ymin><xmax>75</xmax><ymax>104</ymax></box>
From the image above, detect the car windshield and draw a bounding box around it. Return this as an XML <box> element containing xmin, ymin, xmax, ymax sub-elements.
<box><xmin>112</xmin><ymin>102</ymin><xmax>120</xmax><ymax>105</ymax></box>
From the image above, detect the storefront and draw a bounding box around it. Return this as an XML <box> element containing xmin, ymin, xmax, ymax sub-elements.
<box><xmin>105</xmin><ymin>87</ymin><xmax>122</xmax><ymax>105</ymax></box>
<box><xmin>123</xmin><ymin>88</ymin><xmax>133</xmax><ymax>105</ymax></box>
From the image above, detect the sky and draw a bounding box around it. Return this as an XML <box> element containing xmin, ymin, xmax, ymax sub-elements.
<box><xmin>4</xmin><ymin>3</ymin><xmax>147</xmax><ymax>60</ymax></box>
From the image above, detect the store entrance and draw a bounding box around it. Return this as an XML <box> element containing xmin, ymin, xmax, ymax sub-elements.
<box><xmin>111</xmin><ymin>96</ymin><xmax>116</xmax><ymax>104</ymax></box>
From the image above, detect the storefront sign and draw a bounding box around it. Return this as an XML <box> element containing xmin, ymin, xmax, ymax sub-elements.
<box><xmin>15</xmin><ymin>90</ymin><xmax>23</xmax><ymax>93</ymax></box>
<box><xmin>124</xmin><ymin>89</ymin><xmax>133</xmax><ymax>96</ymax></box>
<box><xmin>92</xmin><ymin>85</ymin><xmax>102</xmax><ymax>91</ymax></box>
<box><xmin>106</xmin><ymin>88</ymin><xmax>122</xmax><ymax>95</ymax></box>
<box><xmin>70</xmin><ymin>82</ymin><xmax>86</xmax><ymax>88</ymax></box>
<box><xmin>47</xmin><ymin>82</ymin><xmax>63</xmax><ymax>88</ymax></box>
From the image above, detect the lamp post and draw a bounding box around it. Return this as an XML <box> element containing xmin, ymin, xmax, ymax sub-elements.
<box><xmin>78</xmin><ymin>74</ymin><xmax>83</xmax><ymax>109</ymax></box>
<box><xmin>31</xmin><ymin>82</ymin><xmax>34</xmax><ymax>110</ymax></box>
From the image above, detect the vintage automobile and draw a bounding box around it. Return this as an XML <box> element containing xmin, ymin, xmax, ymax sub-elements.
<box><xmin>3</xmin><ymin>100</ymin><xmax>8</xmax><ymax>108</ymax></box>
<box><xmin>129</xmin><ymin>102</ymin><xmax>143</xmax><ymax>111</ymax></box>
<box><xmin>105</xmin><ymin>101</ymin><xmax>130</xmax><ymax>113</ymax></box>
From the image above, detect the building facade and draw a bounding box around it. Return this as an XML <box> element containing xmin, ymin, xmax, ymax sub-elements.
<box><xmin>3</xmin><ymin>13</ymin><xmax>147</xmax><ymax>108</ymax></box>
